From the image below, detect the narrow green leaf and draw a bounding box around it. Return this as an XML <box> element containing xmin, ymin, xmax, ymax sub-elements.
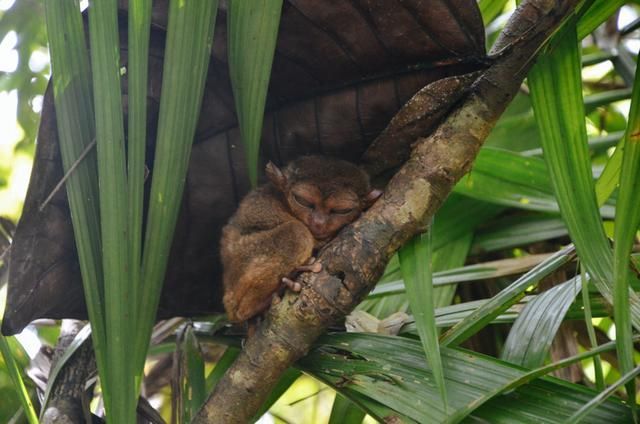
<box><xmin>398</xmin><ymin>228</ymin><xmax>448</xmax><ymax>412</ymax></box>
<box><xmin>469</xmin><ymin>335</ymin><xmax>638</xmax><ymax>406</ymax></box>
<box><xmin>470</xmin><ymin>214</ymin><xmax>568</xmax><ymax>254</ymax></box>
<box><xmin>431</xmin><ymin>232</ymin><xmax>473</xmax><ymax>308</ymax></box>
<box><xmin>565</xmin><ymin>365</ymin><xmax>640</xmax><ymax>424</ymax></box>
<box><xmin>522</xmin><ymin>130</ymin><xmax>624</xmax><ymax>157</ymax></box>
<box><xmin>135</xmin><ymin>0</ymin><xmax>218</xmax><ymax>374</ymax></box>
<box><xmin>42</xmin><ymin>0</ymin><xmax>109</xmax><ymax>407</ymax></box>
<box><xmin>0</xmin><ymin>332</ymin><xmax>37</xmax><ymax>424</ymax></box>
<box><xmin>177</xmin><ymin>326</ymin><xmax>206</xmax><ymax>423</ymax></box>
<box><xmin>488</xmin><ymin>86</ymin><xmax>629</xmax><ymax>155</ymax></box>
<box><xmin>577</xmin><ymin>0</ymin><xmax>626</xmax><ymax>40</ymax></box>
<box><xmin>581</xmin><ymin>266</ymin><xmax>605</xmax><ymax>391</ymax></box>
<box><xmin>205</xmin><ymin>346</ymin><xmax>240</xmax><ymax>393</ymax></box>
<box><xmin>485</xmin><ymin>93</ymin><xmax>538</xmax><ymax>151</ymax></box>
<box><xmin>433</xmin><ymin>194</ymin><xmax>502</xmax><ymax>251</ymax></box>
<box><xmin>357</xmin><ymin>290</ymin><xmax>409</xmax><ymax>318</ymax></box>
<box><xmin>367</xmin><ymin>230</ymin><xmax>473</xmax><ymax>313</ymax></box>
<box><xmin>363</xmin><ymin>217</ymin><xmax>474</xmax><ymax>317</ymax></box>
<box><xmin>582</xmin><ymin>51</ymin><xmax>618</xmax><ymax>67</ymax></box>
<box><xmin>584</xmin><ymin>88</ymin><xmax>633</xmax><ymax>114</ymax></box>
<box><xmin>127</xmin><ymin>0</ymin><xmax>152</xmax><ymax>379</ymax></box>
<box><xmin>454</xmin><ymin>147</ymin><xmax>615</xmax><ymax>217</ymax></box>
<box><xmin>186</xmin><ymin>333</ymin><xmax>206</xmax><ymax>418</ymax></box>
<box><xmin>431</xmin><ymin>299</ymin><xmax>521</xmax><ymax>328</ymax></box>
<box><xmin>529</xmin><ymin>23</ymin><xmax>640</xmax><ymax>330</ymax></box>
<box><xmin>595</xmin><ymin>138</ymin><xmax>624</xmax><ymax>205</ymax></box>
<box><xmin>501</xmin><ymin>277</ymin><xmax>581</xmax><ymax>368</ymax></box>
<box><xmin>440</xmin><ymin>245</ymin><xmax>576</xmax><ymax>346</ymax></box>
<box><xmin>227</xmin><ymin>0</ymin><xmax>283</xmax><ymax>187</ymax></box>
<box><xmin>613</xmin><ymin>45</ymin><xmax>639</xmax><ymax>86</ymax></box>
<box><xmin>371</xmin><ymin>252</ymin><xmax>552</xmax><ymax>298</ymax></box>
<box><xmin>412</xmin><ymin>293</ymin><xmax>606</xmax><ymax>329</ymax></box>
<box><xmin>329</xmin><ymin>394</ymin><xmax>366</xmax><ymax>424</ymax></box>
<box><xmin>454</xmin><ymin>148</ymin><xmax>557</xmax><ymax>212</ymax></box>
<box><xmin>471</xmin><ymin>378</ymin><xmax>629</xmax><ymax>423</ymax></box>
<box><xmin>612</xmin><ymin>51</ymin><xmax>640</xmax><ymax>412</ymax></box>
<box><xmin>87</xmin><ymin>0</ymin><xmax>134</xmax><ymax>419</ymax></box>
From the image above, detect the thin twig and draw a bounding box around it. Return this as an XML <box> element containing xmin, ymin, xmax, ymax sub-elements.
<box><xmin>39</xmin><ymin>139</ymin><xmax>96</xmax><ymax>212</ymax></box>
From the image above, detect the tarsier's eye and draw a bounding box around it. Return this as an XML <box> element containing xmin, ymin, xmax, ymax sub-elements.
<box><xmin>331</xmin><ymin>208</ymin><xmax>355</xmax><ymax>215</ymax></box>
<box><xmin>293</xmin><ymin>193</ymin><xmax>315</xmax><ymax>209</ymax></box>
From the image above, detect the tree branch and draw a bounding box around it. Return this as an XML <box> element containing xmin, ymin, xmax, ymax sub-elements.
<box><xmin>41</xmin><ymin>320</ymin><xmax>95</xmax><ymax>424</ymax></box>
<box><xmin>193</xmin><ymin>1</ymin><xmax>581</xmax><ymax>422</ymax></box>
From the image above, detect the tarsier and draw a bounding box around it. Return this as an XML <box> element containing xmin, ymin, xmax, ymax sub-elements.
<box><xmin>221</xmin><ymin>156</ymin><xmax>382</xmax><ymax>324</ymax></box>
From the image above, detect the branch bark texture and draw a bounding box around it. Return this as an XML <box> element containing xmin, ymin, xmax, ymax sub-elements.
<box><xmin>41</xmin><ymin>321</ymin><xmax>95</xmax><ymax>424</ymax></box>
<box><xmin>194</xmin><ymin>1</ymin><xmax>581</xmax><ymax>422</ymax></box>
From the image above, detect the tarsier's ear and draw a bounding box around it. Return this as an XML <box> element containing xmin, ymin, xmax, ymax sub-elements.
<box><xmin>364</xmin><ymin>188</ymin><xmax>383</xmax><ymax>208</ymax></box>
<box><xmin>265</xmin><ymin>161</ymin><xmax>287</xmax><ymax>191</ymax></box>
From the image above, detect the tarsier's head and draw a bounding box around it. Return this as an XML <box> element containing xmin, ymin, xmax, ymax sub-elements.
<box><xmin>266</xmin><ymin>156</ymin><xmax>382</xmax><ymax>242</ymax></box>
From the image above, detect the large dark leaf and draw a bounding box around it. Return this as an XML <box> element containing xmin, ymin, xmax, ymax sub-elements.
<box><xmin>2</xmin><ymin>1</ymin><xmax>486</xmax><ymax>334</ymax></box>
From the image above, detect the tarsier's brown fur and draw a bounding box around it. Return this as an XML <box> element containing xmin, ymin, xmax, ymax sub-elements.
<box><xmin>221</xmin><ymin>156</ymin><xmax>380</xmax><ymax>323</ymax></box>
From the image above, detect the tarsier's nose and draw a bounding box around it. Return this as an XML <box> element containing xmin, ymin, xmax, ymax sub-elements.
<box><xmin>310</xmin><ymin>213</ymin><xmax>329</xmax><ymax>236</ymax></box>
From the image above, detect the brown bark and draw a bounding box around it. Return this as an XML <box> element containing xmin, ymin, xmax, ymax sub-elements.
<box><xmin>41</xmin><ymin>320</ymin><xmax>95</xmax><ymax>424</ymax></box>
<box><xmin>193</xmin><ymin>1</ymin><xmax>581</xmax><ymax>422</ymax></box>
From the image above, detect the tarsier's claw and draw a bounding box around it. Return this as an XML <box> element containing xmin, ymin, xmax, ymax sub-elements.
<box><xmin>282</xmin><ymin>277</ymin><xmax>302</xmax><ymax>292</ymax></box>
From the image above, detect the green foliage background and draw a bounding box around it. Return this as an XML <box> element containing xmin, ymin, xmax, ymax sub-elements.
<box><xmin>1</xmin><ymin>0</ymin><xmax>640</xmax><ymax>422</ymax></box>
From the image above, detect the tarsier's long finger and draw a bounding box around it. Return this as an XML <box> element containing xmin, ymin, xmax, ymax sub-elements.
<box><xmin>296</xmin><ymin>258</ymin><xmax>323</xmax><ymax>273</ymax></box>
<box><xmin>282</xmin><ymin>277</ymin><xmax>302</xmax><ymax>292</ymax></box>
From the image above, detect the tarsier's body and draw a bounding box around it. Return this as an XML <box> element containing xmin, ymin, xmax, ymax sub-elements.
<box><xmin>221</xmin><ymin>156</ymin><xmax>380</xmax><ymax>323</ymax></box>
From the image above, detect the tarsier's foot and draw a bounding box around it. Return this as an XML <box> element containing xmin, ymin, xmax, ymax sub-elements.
<box><xmin>295</xmin><ymin>257</ymin><xmax>323</xmax><ymax>273</ymax></box>
<box><xmin>282</xmin><ymin>277</ymin><xmax>302</xmax><ymax>292</ymax></box>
